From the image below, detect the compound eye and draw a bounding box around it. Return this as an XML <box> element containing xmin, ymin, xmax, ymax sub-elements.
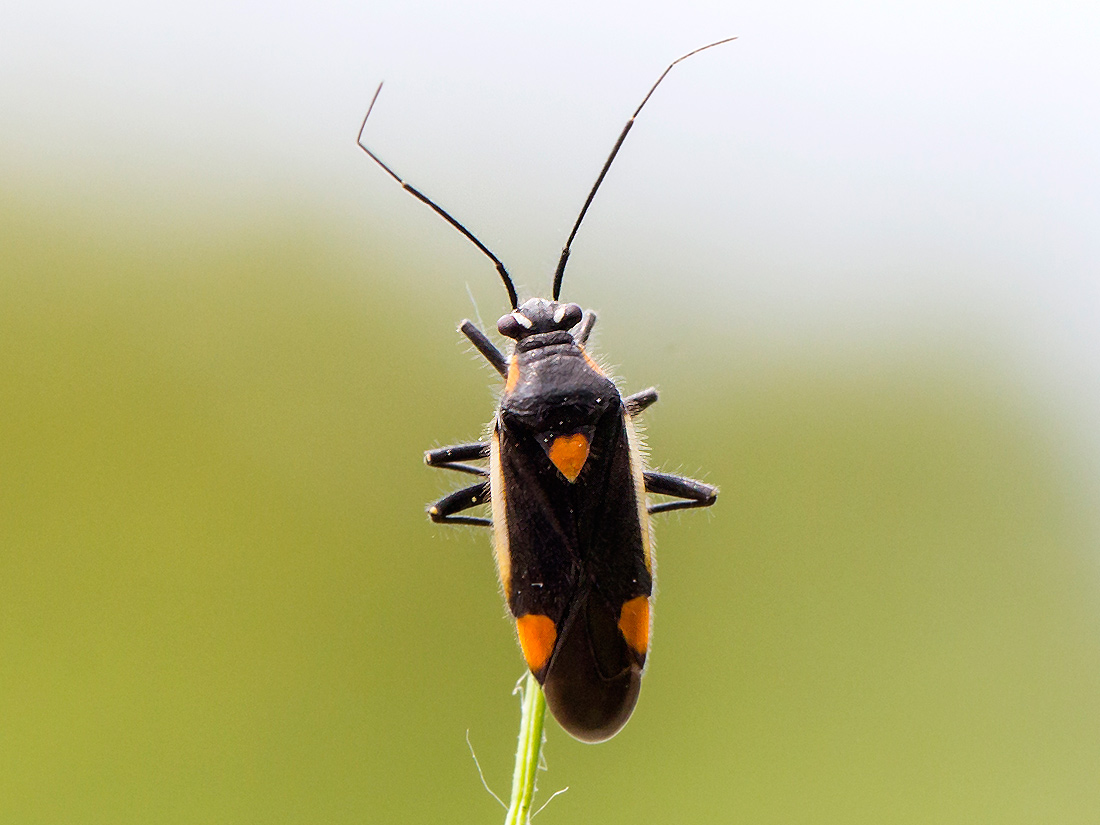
<box><xmin>553</xmin><ymin>303</ymin><xmax>583</xmax><ymax>330</ymax></box>
<box><xmin>497</xmin><ymin>311</ymin><xmax>533</xmax><ymax>339</ymax></box>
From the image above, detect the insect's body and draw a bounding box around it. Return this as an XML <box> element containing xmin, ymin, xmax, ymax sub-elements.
<box><xmin>424</xmin><ymin>299</ymin><xmax>715</xmax><ymax>741</ymax></box>
<box><xmin>491</xmin><ymin>300</ymin><xmax>652</xmax><ymax>741</ymax></box>
<box><xmin>358</xmin><ymin>39</ymin><xmax>730</xmax><ymax>742</ymax></box>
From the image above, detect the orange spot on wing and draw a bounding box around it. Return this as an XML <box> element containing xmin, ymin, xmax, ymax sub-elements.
<box><xmin>618</xmin><ymin>596</ymin><xmax>650</xmax><ymax>656</ymax></box>
<box><xmin>548</xmin><ymin>433</ymin><xmax>589</xmax><ymax>482</ymax></box>
<box><xmin>516</xmin><ymin>614</ymin><xmax>557</xmax><ymax>673</ymax></box>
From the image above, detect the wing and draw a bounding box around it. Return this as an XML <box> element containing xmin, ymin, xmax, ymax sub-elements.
<box><xmin>490</xmin><ymin>404</ymin><xmax>653</xmax><ymax>742</ymax></box>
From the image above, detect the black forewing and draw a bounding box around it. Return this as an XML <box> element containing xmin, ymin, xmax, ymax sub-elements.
<box><xmin>497</xmin><ymin>398</ymin><xmax>652</xmax><ymax>667</ymax></box>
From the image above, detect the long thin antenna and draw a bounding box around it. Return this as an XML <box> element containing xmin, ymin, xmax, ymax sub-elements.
<box><xmin>357</xmin><ymin>83</ymin><xmax>519</xmax><ymax>309</ymax></box>
<box><xmin>551</xmin><ymin>37</ymin><xmax>737</xmax><ymax>301</ymax></box>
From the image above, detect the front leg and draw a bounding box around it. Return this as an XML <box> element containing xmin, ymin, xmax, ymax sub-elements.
<box><xmin>574</xmin><ymin>310</ymin><xmax>597</xmax><ymax>347</ymax></box>
<box><xmin>460</xmin><ymin>320</ymin><xmax>508</xmax><ymax>377</ymax></box>
<box><xmin>644</xmin><ymin>471</ymin><xmax>717</xmax><ymax>514</ymax></box>
<box><xmin>428</xmin><ymin>480</ymin><xmax>492</xmax><ymax>526</ymax></box>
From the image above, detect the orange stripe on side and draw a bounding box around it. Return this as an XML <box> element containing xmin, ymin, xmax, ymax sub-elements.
<box><xmin>505</xmin><ymin>357</ymin><xmax>520</xmax><ymax>394</ymax></box>
<box><xmin>618</xmin><ymin>596</ymin><xmax>650</xmax><ymax>656</ymax></box>
<box><xmin>516</xmin><ymin>613</ymin><xmax>557</xmax><ymax>673</ymax></box>
<box><xmin>581</xmin><ymin>350</ymin><xmax>605</xmax><ymax>376</ymax></box>
<box><xmin>489</xmin><ymin>428</ymin><xmax>511</xmax><ymax>596</ymax></box>
<box><xmin>624</xmin><ymin>416</ymin><xmax>654</xmax><ymax>575</ymax></box>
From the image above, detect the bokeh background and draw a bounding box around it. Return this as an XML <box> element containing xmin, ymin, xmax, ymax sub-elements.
<box><xmin>3</xmin><ymin>1</ymin><xmax>1100</xmax><ymax>822</ymax></box>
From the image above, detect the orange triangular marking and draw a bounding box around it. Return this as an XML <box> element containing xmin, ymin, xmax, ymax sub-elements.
<box><xmin>516</xmin><ymin>613</ymin><xmax>557</xmax><ymax>672</ymax></box>
<box><xmin>618</xmin><ymin>596</ymin><xmax>650</xmax><ymax>656</ymax></box>
<box><xmin>548</xmin><ymin>433</ymin><xmax>589</xmax><ymax>482</ymax></box>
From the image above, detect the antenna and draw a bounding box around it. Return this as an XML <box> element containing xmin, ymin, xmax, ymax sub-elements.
<box><xmin>551</xmin><ymin>37</ymin><xmax>737</xmax><ymax>301</ymax></box>
<box><xmin>357</xmin><ymin>83</ymin><xmax>519</xmax><ymax>309</ymax></box>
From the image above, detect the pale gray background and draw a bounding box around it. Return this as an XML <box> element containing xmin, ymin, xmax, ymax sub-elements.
<box><xmin>5</xmin><ymin>0</ymin><xmax>1098</xmax><ymax>474</ymax></box>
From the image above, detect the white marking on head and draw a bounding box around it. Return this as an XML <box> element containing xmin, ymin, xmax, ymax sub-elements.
<box><xmin>512</xmin><ymin>312</ymin><xmax>533</xmax><ymax>329</ymax></box>
<box><xmin>553</xmin><ymin>305</ymin><xmax>566</xmax><ymax>324</ymax></box>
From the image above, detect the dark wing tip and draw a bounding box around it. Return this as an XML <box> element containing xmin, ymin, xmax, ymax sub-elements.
<box><xmin>539</xmin><ymin>589</ymin><xmax>645</xmax><ymax>743</ymax></box>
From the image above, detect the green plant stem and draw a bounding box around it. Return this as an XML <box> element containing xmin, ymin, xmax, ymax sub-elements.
<box><xmin>504</xmin><ymin>672</ymin><xmax>546</xmax><ymax>825</ymax></box>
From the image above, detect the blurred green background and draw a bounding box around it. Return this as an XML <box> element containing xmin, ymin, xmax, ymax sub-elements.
<box><xmin>2</xmin><ymin>188</ymin><xmax>1098</xmax><ymax>823</ymax></box>
<box><xmin>4</xmin><ymin>2</ymin><xmax>1100</xmax><ymax>822</ymax></box>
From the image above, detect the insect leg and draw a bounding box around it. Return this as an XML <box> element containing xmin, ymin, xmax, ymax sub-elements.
<box><xmin>425</xmin><ymin>442</ymin><xmax>489</xmax><ymax>476</ymax></box>
<box><xmin>644</xmin><ymin>471</ymin><xmax>717</xmax><ymax>514</ymax></box>
<box><xmin>624</xmin><ymin>387</ymin><xmax>658</xmax><ymax>416</ymax></box>
<box><xmin>428</xmin><ymin>480</ymin><xmax>492</xmax><ymax>526</ymax></box>
<box><xmin>459</xmin><ymin>320</ymin><xmax>508</xmax><ymax>377</ymax></box>
<box><xmin>575</xmin><ymin>310</ymin><xmax>597</xmax><ymax>347</ymax></box>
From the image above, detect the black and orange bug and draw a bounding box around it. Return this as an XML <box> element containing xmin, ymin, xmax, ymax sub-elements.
<box><xmin>357</xmin><ymin>39</ymin><xmax>729</xmax><ymax>742</ymax></box>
